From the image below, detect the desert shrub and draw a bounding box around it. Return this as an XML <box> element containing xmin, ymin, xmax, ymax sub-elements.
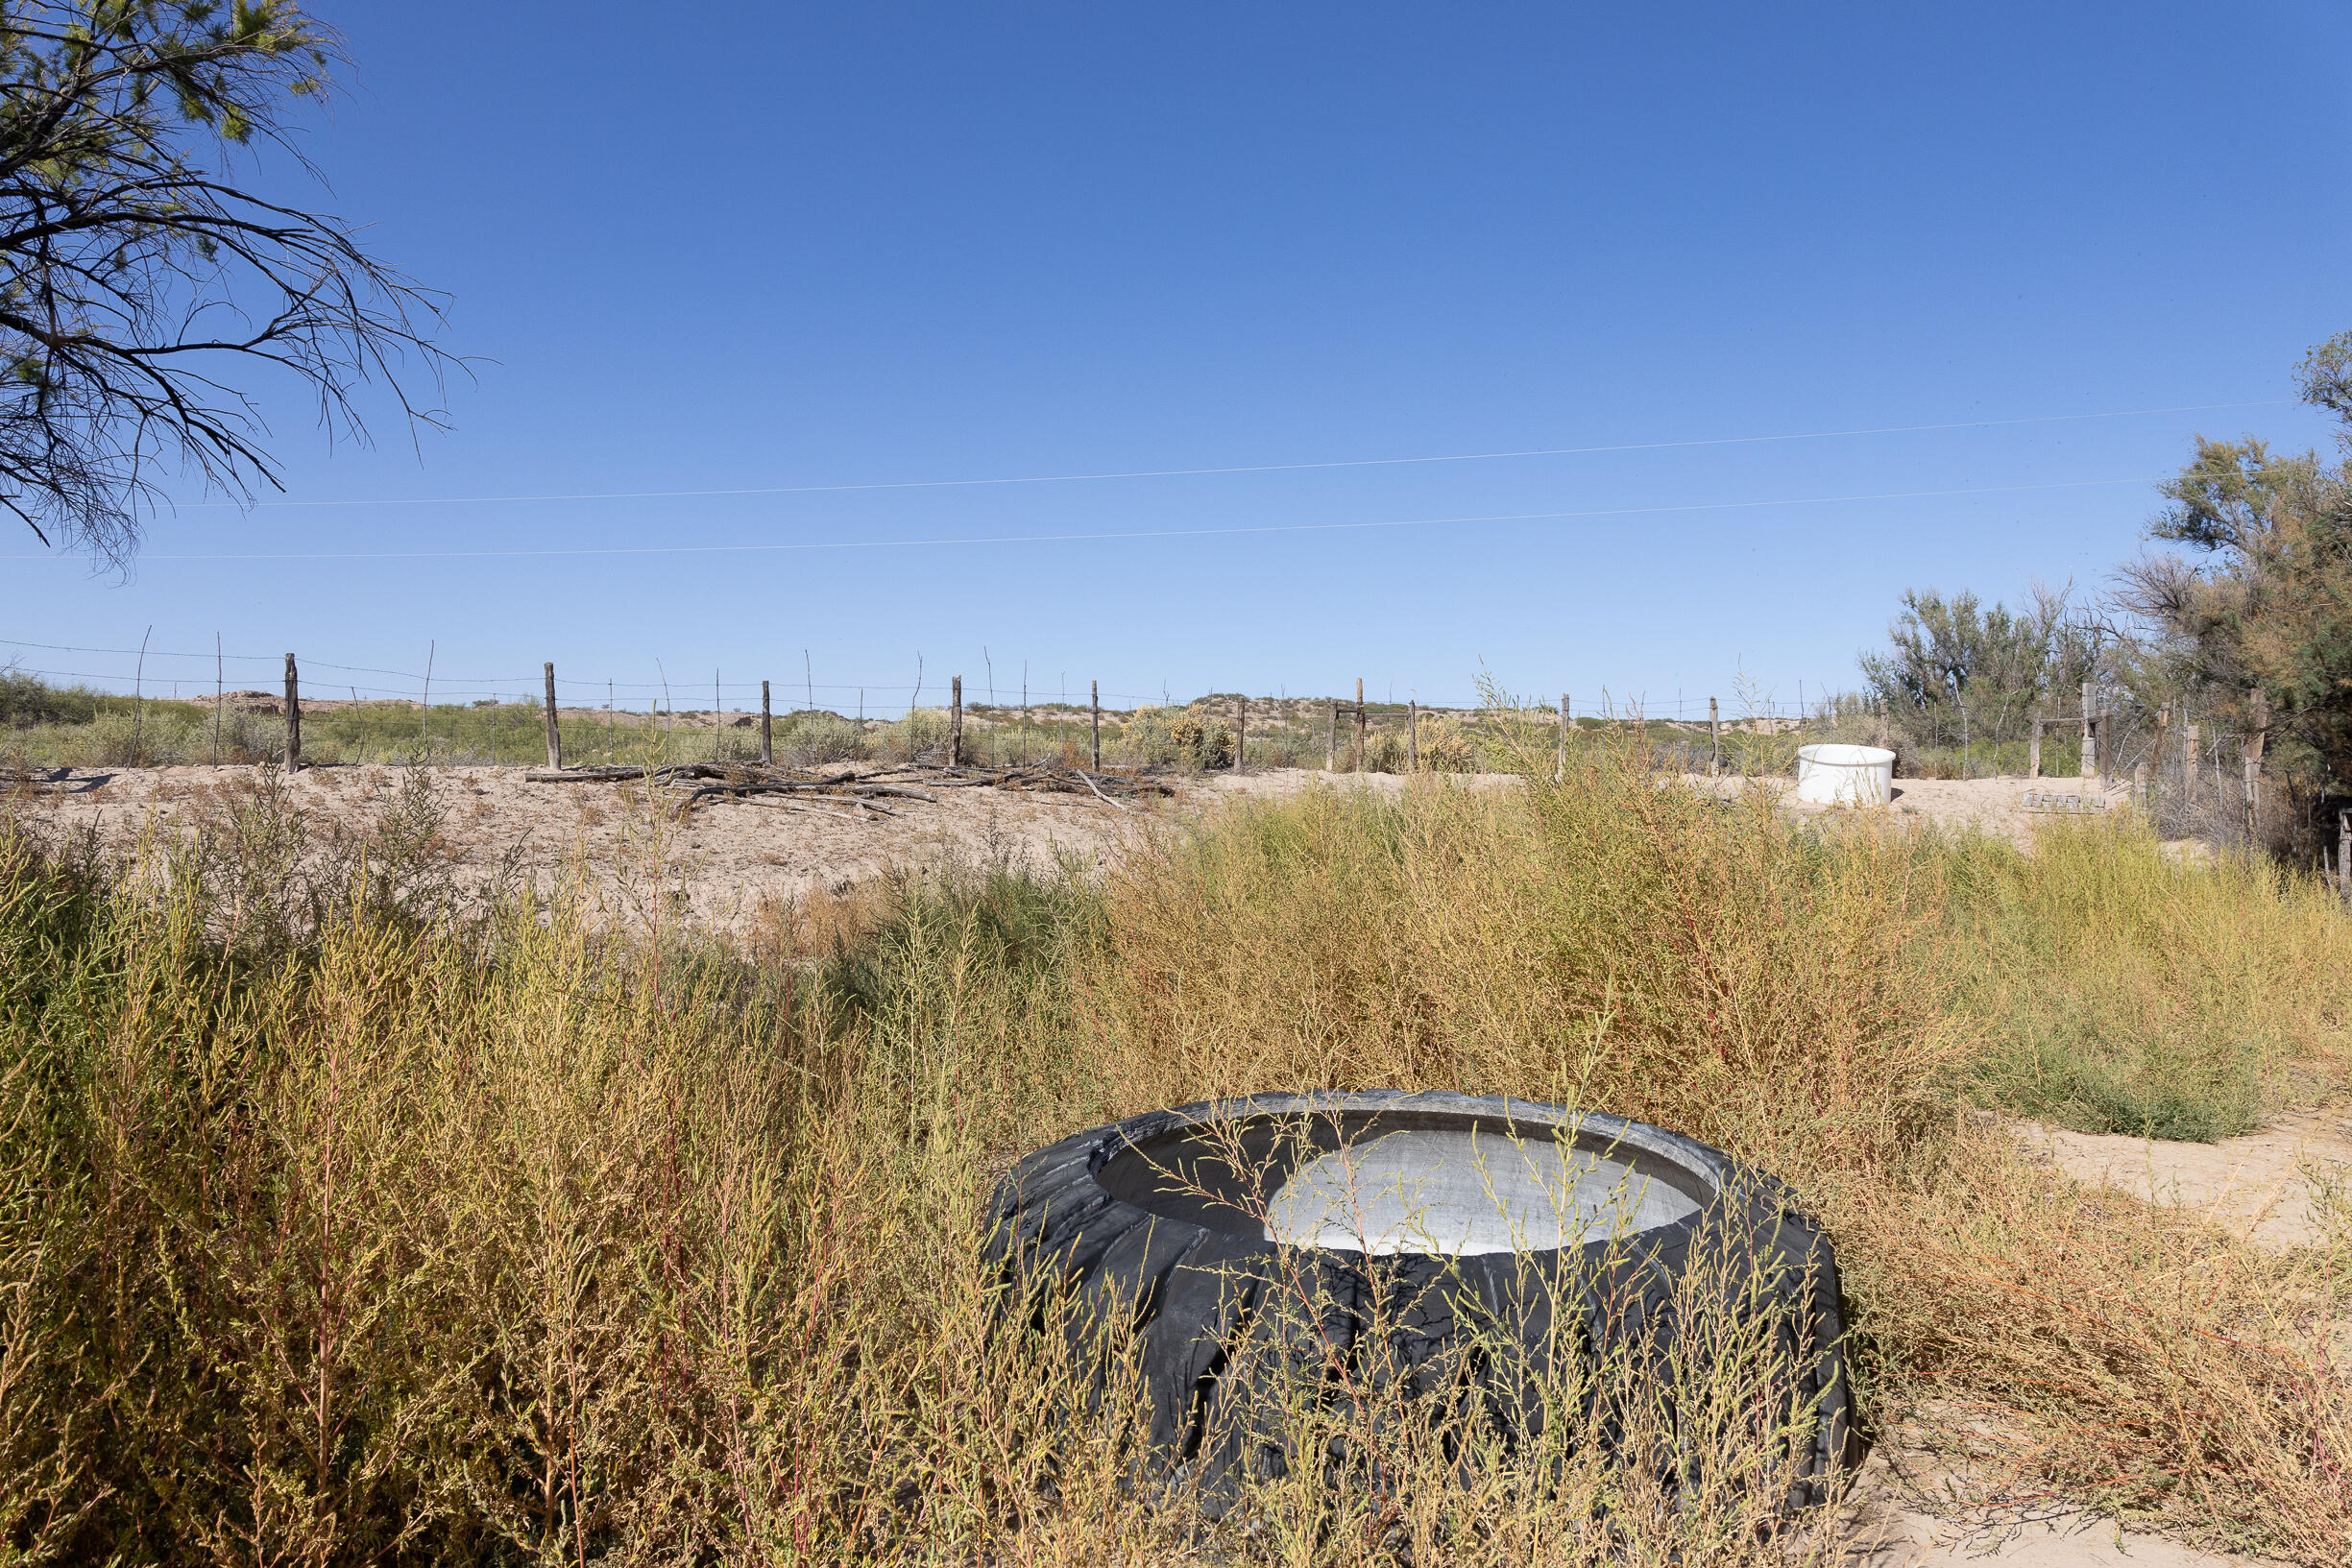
<box><xmin>1167</xmin><ymin>708</ymin><xmax>1232</xmax><ymax>769</ymax></box>
<box><xmin>781</xmin><ymin>710</ymin><xmax>864</xmax><ymax>764</ymax></box>
<box><xmin>1121</xmin><ymin>704</ymin><xmax>1177</xmax><ymax>765</ymax></box>
<box><xmin>1416</xmin><ymin>714</ymin><xmax>1476</xmax><ymax>772</ymax></box>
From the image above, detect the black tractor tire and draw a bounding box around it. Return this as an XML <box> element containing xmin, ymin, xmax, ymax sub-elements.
<box><xmin>983</xmin><ymin>1089</ymin><xmax>1855</xmax><ymax>1515</ymax></box>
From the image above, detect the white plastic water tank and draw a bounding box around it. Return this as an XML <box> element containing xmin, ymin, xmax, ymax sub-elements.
<box><xmin>1794</xmin><ymin>743</ymin><xmax>1895</xmax><ymax>806</ymax></box>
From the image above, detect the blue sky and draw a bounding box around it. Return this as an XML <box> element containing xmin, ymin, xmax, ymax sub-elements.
<box><xmin>4</xmin><ymin>2</ymin><xmax>2347</xmax><ymax>717</ymax></box>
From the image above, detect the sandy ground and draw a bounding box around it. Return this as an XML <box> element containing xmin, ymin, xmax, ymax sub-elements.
<box><xmin>2013</xmin><ymin>1107</ymin><xmax>2352</xmax><ymax>1250</ymax></box>
<box><xmin>1846</xmin><ymin>1467</ymin><xmax>2283</xmax><ymax>1566</ymax></box>
<box><xmin>3</xmin><ymin>762</ymin><xmax>1502</xmax><ymax>930</ymax></box>
<box><xmin>3</xmin><ymin>762</ymin><xmax>2127</xmax><ymax>929</ymax></box>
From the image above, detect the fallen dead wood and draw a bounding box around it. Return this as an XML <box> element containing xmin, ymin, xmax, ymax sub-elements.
<box><xmin>523</xmin><ymin>759</ymin><xmax>1175</xmax><ymax>811</ymax></box>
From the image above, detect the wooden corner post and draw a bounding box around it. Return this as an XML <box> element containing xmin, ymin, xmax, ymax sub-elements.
<box><xmin>1234</xmin><ymin>696</ymin><xmax>1246</xmax><ymax>772</ymax></box>
<box><xmin>1709</xmin><ymin>696</ymin><xmax>1720</xmax><ymax>776</ymax></box>
<box><xmin>543</xmin><ymin>663</ymin><xmax>562</xmax><ymax>769</ymax></box>
<box><xmin>761</xmin><ymin>680</ymin><xmax>772</xmax><ymax>766</ymax></box>
<box><xmin>1089</xmin><ymin>680</ymin><xmax>1101</xmax><ymax>770</ymax></box>
<box><xmin>282</xmin><ymin>652</ymin><xmax>302</xmax><ymax>772</ymax></box>
<box><xmin>950</xmin><ymin>676</ymin><xmax>964</xmax><ymax>767</ymax></box>
<box><xmin>1407</xmin><ymin>699</ymin><xmax>1418</xmax><ymax>772</ymax></box>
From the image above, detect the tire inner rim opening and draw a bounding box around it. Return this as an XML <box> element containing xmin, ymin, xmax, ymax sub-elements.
<box><xmin>1263</xmin><ymin>1129</ymin><xmax>1702</xmax><ymax>1255</ymax></box>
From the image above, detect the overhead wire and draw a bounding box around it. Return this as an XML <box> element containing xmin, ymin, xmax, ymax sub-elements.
<box><xmin>164</xmin><ymin>398</ymin><xmax>2286</xmax><ymax>511</ymax></box>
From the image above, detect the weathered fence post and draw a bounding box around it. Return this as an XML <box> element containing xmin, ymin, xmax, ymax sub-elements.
<box><xmin>1090</xmin><ymin>680</ymin><xmax>1101</xmax><ymax>770</ymax></box>
<box><xmin>1408</xmin><ymin>699</ymin><xmax>1418</xmax><ymax>773</ymax></box>
<box><xmin>283</xmin><ymin>653</ymin><xmax>303</xmax><ymax>772</ymax></box>
<box><xmin>2243</xmin><ymin>688</ymin><xmax>2268</xmax><ymax>841</ymax></box>
<box><xmin>2079</xmin><ymin>681</ymin><xmax>2097</xmax><ymax>780</ymax></box>
<box><xmin>2339</xmin><ymin>808</ymin><xmax>2349</xmax><ymax>898</ymax></box>
<box><xmin>212</xmin><ymin>632</ymin><xmax>224</xmax><ymax>766</ymax></box>
<box><xmin>1235</xmin><ymin>696</ymin><xmax>1247</xmax><ymax>773</ymax></box>
<box><xmin>543</xmin><ymin>663</ymin><xmax>563</xmax><ymax>769</ymax></box>
<box><xmin>1326</xmin><ymin>701</ymin><xmax>1338</xmax><ymax>772</ymax></box>
<box><xmin>1709</xmin><ymin>695</ymin><xmax>1720</xmax><ymax>775</ymax></box>
<box><xmin>2028</xmin><ymin>710</ymin><xmax>2043</xmax><ymax>780</ymax></box>
<box><xmin>951</xmin><ymin>675</ymin><xmax>964</xmax><ymax>767</ymax></box>
<box><xmin>1558</xmin><ymin>693</ymin><xmax>1569</xmax><ymax>778</ymax></box>
<box><xmin>761</xmin><ymin>680</ymin><xmax>772</xmax><ymax>766</ymax></box>
<box><xmin>1355</xmin><ymin>679</ymin><xmax>1367</xmax><ymax>771</ymax></box>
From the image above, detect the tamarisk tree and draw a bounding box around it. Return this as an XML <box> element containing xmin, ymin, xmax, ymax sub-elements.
<box><xmin>0</xmin><ymin>1</ymin><xmax>447</xmax><ymax>563</ymax></box>
<box><xmin>2119</xmin><ymin>332</ymin><xmax>2352</xmax><ymax>789</ymax></box>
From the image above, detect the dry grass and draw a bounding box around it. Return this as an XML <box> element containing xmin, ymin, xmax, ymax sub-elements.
<box><xmin>0</xmin><ymin>718</ymin><xmax>2346</xmax><ymax>1563</ymax></box>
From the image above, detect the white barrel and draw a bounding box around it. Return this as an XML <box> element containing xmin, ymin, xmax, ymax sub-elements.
<box><xmin>1793</xmin><ymin>743</ymin><xmax>1894</xmax><ymax>806</ymax></box>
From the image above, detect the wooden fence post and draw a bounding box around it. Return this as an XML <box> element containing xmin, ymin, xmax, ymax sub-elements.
<box><xmin>1326</xmin><ymin>701</ymin><xmax>1338</xmax><ymax>772</ymax></box>
<box><xmin>2079</xmin><ymin>681</ymin><xmax>2097</xmax><ymax>779</ymax></box>
<box><xmin>2154</xmin><ymin>706</ymin><xmax>2169</xmax><ymax>800</ymax></box>
<box><xmin>212</xmin><ymin>632</ymin><xmax>224</xmax><ymax>766</ymax></box>
<box><xmin>2028</xmin><ymin>711</ymin><xmax>2043</xmax><ymax>780</ymax></box>
<box><xmin>1235</xmin><ymin>696</ymin><xmax>1246</xmax><ymax>772</ymax></box>
<box><xmin>1709</xmin><ymin>696</ymin><xmax>1720</xmax><ymax>776</ymax></box>
<box><xmin>1407</xmin><ymin>699</ymin><xmax>1418</xmax><ymax>773</ymax></box>
<box><xmin>2243</xmin><ymin>688</ymin><xmax>2267</xmax><ymax>841</ymax></box>
<box><xmin>951</xmin><ymin>676</ymin><xmax>964</xmax><ymax>767</ymax></box>
<box><xmin>543</xmin><ymin>663</ymin><xmax>562</xmax><ymax>768</ymax></box>
<box><xmin>2339</xmin><ymin>808</ymin><xmax>2349</xmax><ymax>898</ymax></box>
<box><xmin>1090</xmin><ymin>680</ymin><xmax>1101</xmax><ymax>770</ymax></box>
<box><xmin>283</xmin><ymin>653</ymin><xmax>302</xmax><ymax>772</ymax></box>
<box><xmin>761</xmin><ymin>680</ymin><xmax>772</xmax><ymax>766</ymax></box>
<box><xmin>1354</xmin><ymin>679</ymin><xmax>1367</xmax><ymax>771</ymax></box>
<box><xmin>1558</xmin><ymin>694</ymin><xmax>1569</xmax><ymax>777</ymax></box>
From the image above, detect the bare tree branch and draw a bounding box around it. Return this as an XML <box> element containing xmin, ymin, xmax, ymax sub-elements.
<box><xmin>0</xmin><ymin>0</ymin><xmax>453</xmax><ymax>565</ymax></box>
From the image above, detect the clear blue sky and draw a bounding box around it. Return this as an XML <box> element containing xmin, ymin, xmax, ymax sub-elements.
<box><xmin>5</xmin><ymin>1</ymin><xmax>2347</xmax><ymax>717</ymax></box>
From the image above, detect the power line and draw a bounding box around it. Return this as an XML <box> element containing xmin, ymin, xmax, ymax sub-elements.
<box><xmin>168</xmin><ymin>398</ymin><xmax>2283</xmax><ymax>511</ymax></box>
<box><xmin>10</xmin><ymin>474</ymin><xmax>2167</xmax><ymax>564</ymax></box>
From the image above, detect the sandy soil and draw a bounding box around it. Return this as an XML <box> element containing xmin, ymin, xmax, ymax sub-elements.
<box><xmin>2013</xmin><ymin>1108</ymin><xmax>2352</xmax><ymax>1250</ymax></box>
<box><xmin>2</xmin><ymin>762</ymin><xmax>1495</xmax><ymax>930</ymax></box>
<box><xmin>1846</xmin><ymin>1460</ymin><xmax>2281</xmax><ymax>1566</ymax></box>
<box><xmin>1</xmin><ymin>763</ymin><xmax>2156</xmax><ymax>931</ymax></box>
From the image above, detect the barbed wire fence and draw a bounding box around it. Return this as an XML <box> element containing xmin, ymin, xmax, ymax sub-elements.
<box><xmin>2</xmin><ymin>633</ymin><xmax>2336</xmax><ymax>882</ymax></box>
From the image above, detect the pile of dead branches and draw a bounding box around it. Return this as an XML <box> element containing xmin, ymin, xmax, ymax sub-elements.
<box><xmin>523</xmin><ymin>760</ymin><xmax>1175</xmax><ymax>818</ymax></box>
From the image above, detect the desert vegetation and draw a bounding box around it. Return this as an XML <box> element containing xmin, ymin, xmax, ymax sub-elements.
<box><xmin>1</xmin><ymin>711</ymin><xmax>2345</xmax><ymax>1565</ymax></box>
